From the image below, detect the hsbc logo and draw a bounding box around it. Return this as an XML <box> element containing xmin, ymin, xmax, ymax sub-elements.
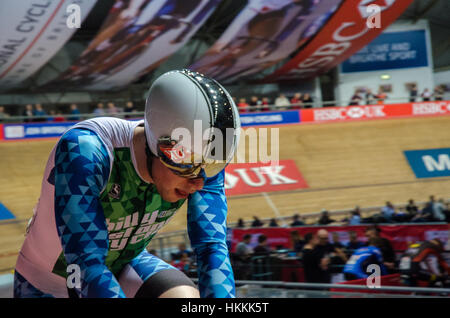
<box><xmin>313</xmin><ymin>105</ymin><xmax>386</xmax><ymax>121</ymax></box>
<box><xmin>224</xmin><ymin>160</ymin><xmax>308</xmax><ymax>196</ymax></box>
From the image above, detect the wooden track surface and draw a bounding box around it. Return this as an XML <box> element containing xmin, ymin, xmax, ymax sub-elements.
<box><xmin>1</xmin><ymin>115</ymin><xmax>450</xmax><ymax>272</ymax></box>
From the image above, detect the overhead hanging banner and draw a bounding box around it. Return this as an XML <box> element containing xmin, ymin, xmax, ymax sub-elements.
<box><xmin>52</xmin><ymin>0</ymin><xmax>221</xmax><ymax>90</ymax></box>
<box><xmin>261</xmin><ymin>0</ymin><xmax>414</xmax><ymax>82</ymax></box>
<box><xmin>190</xmin><ymin>0</ymin><xmax>342</xmax><ymax>84</ymax></box>
<box><xmin>0</xmin><ymin>0</ymin><xmax>97</xmax><ymax>91</ymax></box>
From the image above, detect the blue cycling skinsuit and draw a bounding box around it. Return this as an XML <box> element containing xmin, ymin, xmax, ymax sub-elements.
<box><xmin>14</xmin><ymin>117</ymin><xmax>235</xmax><ymax>298</ymax></box>
<box><xmin>343</xmin><ymin>246</ymin><xmax>387</xmax><ymax>280</ymax></box>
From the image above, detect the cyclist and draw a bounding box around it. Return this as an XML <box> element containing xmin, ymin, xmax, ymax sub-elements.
<box><xmin>14</xmin><ymin>69</ymin><xmax>241</xmax><ymax>298</ymax></box>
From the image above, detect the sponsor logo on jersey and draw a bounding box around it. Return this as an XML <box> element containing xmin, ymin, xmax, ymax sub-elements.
<box><xmin>106</xmin><ymin>209</ymin><xmax>177</xmax><ymax>250</ymax></box>
<box><xmin>108</xmin><ymin>183</ymin><xmax>121</xmax><ymax>199</ymax></box>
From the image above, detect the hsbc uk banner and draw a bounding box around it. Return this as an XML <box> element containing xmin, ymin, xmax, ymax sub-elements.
<box><xmin>224</xmin><ymin>160</ymin><xmax>309</xmax><ymax>196</ymax></box>
<box><xmin>300</xmin><ymin>101</ymin><xmax>450</xmax><ymax>123</ymax></box>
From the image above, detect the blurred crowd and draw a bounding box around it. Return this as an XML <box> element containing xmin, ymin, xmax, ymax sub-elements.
<box><xmin>234</xmin><ymin>92</ymin><xmax>314</xmax><ymax>113</ymax></box>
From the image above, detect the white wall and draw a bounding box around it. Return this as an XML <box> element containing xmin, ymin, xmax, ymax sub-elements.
<box><xmin>336</xmin><ymin>20</ymin><xmax>434</xmax><ymax>106</ymax></box>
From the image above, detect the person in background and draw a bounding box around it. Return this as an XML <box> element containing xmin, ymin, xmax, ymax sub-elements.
<box><xmin>0</xmin><ymin>106</ymin><xmax>10</xmax><ymax>122</ymax></box>
<box><xmin>411</xmin><ymin>202</ymin><xmax>434</xmax><ymax>223</ymax></box>
<box><xmin>421</xmin><ymin>88</ymin><xmax>432</xmax><ymax>101</ymax></box>
<box><xmin>236</xmin><ymin>218</ymin><xmax>245</xmax><ymax>228</ymax></box>
<box><xmin>315</xmin><ymin>229</ymin><xmax>348</xmax><ymax>282</ymax></box>
<box><xmin>433</xmin><ymin>86</ymin><xmax>444</xmax><ymax>101</ymax></box>
<box><xmin>253</xmin><ymin>235</ymin><xmax>271</xmax><ymax>256</ymax></box>
<box><xmin>405</xmin><ymin>199</ymin><xmax>418</xmax><ymax>220</ymax></box>
<box><xmin>381</xmin><ymin>201</ymin><xmax>395</xmax><ymax>222</ymax></box>
<box><xmin>365</xmin><ymin>88</ymin><xmax>376</xmax><ymax>105</ymax></box>
<box><xmin>234</xmin><ymin>234</ymin><xmax>253</xmax><ymax>280</ymax></box>
<box><xmin>251</xmin><ymin>216</ymin><xmax>264</xmax><ymax>228</ymax></box>
<box><xmin>53</xmin><ymin>111</ymin><xmax>65</xmax><ymax>122</ymax></box>
<box><xmin>237</xmin><ymin>98</ymin><xmax>249</xmax><ymax>113</ymax></box>
<box><xmin>349</xmin><ymin>91</ymin><xmax>362</xmax><ymax>106</ymax></box>
<box><xmin>346</xmin><ymin>231</ymin><xmax>365</xmax><ymax>253</ymax></box>
<box><xmin>302</xmin><ymin>233</ymin><xmax>329</xmax><ymax>283</ymax></box>
<box><xmin>261</xmin><ymin>97</ymin><xmax>270</xmax><ymax>111</ymax></box>
<box><xmin>148</xmin><ymin>249</ymin><xmax>158</xmax><ymax>258</ymax></box>
<box><xmin>290</xmin><ymin>93</ymin><xmax>303</xmax><ymax>109</ymax></box>
<box><xmin>317</xmin><ymin>209</ymin><xmax>335</xmax><ymax>225</ymax></box>
<box><xmin>175</xmin><ymin>243</ymin><xmax>193</xmax><ymax>259</ymax></box>
<box><xmin>68</xmin><ymin>103</ymin><xmax>81</xmax><ymax>121</ymax></box>
<box><xmin>409</xmin><ymin>84</ymin><xmax>418</xmax><ymax>102</ymax></box>
<box><xmin>376</xmin><ymin>88</ymin><xmax>387</xmax><ymax>104</ymax></box>
<box><xmin>302</xmin><ymin>93</ymin><xmax>313</xmax><ymax>108</ymax></box>
<box><xmin>348</xmin><ymin>207</ymin><xmax>361</xmax><ymax>225</ymax></box>
<box><xmin>331</xmin><ymin>232</ymin><xmax>345</xmax><ymax>249</ymax></box>
<box><xmin>248</xmin><ymin>96</ymin><xmax>261</xmax><ymax>112</ymax></box>
<box><xmin>23</xmin><ymin>104</ymin><xmax>34</xmax><ymax>122</ymax></box>
<box><xmin>268</xmin><ymin>218</ymin><xmax>279</xmax><ymax>227</ymax></box>
<box><xmin>290</xmin><ymin>213</ymin><xmax>305</xmax><ymax>227</ymax></box>
<box><xmin>107</xmin><ymin>102</ymin><xmax>119</xmax><ymax>115</ymax></box>
<box><xmin>274</xmin><ymin>93</ymin><xmax>290</xmax><ymax>110</ymax></box>
<box><xmin>432</xmin><ymin>198</ymin><xmax>446</xmax><ymax>222</ymax></box>
<box><xmin>92</xmin><ymin>103</ymin><xmax>106</xmax><ymax>116</ymax></box>
<box><xmin>343</xmin><ymin>237</ymin><xmax>387</xmax><ymax>281</ymax></box>
<box><xmin>124</xmin><ymin>101</ymin><xmax>137</xmax><ymax>118</ymax></box>
<box><xmin>290</xmin><ymin>230</ymin><xmax>305</xmax><ymax>256</ymax></box>
<box><xmin>364</xmin><ymin>226</ymin><xmax>396</xmax><ymax>272</ymax></box>
<box><xmin>34</xmin><ymin>104</ymin><xmax>47</xmax><ymax>122</ymax></box>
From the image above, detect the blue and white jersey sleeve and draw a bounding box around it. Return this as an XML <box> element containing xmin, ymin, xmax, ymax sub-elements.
<box><xmin>187</xmin><ymin>170</ymin><xmax>236</xmax><ymax>298</ymax></box>
<box><xmin>54</xmin><ymin>128</ymin><xmax>125</xmax><ymax>298</ymax></box>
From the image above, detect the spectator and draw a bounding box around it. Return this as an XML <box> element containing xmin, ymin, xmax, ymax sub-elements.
<box><xmin>346</xmin><ymin>231</ymin><xmax>365</xmax><ymax>252</ymax></box>
<box><xmin>0</xmin><ymin>106</ymin><xmax>10</xmax><ymax>122</ymax></box>
<box><xmin>171</xmin><ymin>252</ymin><xmax>191</xmax><ymax>274</ymax></box>
<box><xmin>148</xmin><ymin>249</ymin><xmax>158</xmax><ymax>257</ymax></box>
<box><xmin>421</xmin><ymin>88</ymin><xmax>432</xmax><ymax>101</ymax></box>
<box><xmin>107</xmin><ymin>102</ymin><xmax>119</xmax><ymax>115</ymax></box>
<box><xmin>364</xmin><ymin>226</ymin><xmax>396</xmax><ymax>271</ymax></box>
<box><xmin>444</xmin><ymin>202</ymin><xmax>450</xmax><ymax>222</ymax></box>
<box><xmin>237</xmin><ymin>98</ymin><xmax>249</xmax><ymax>113</ymax></box>
<box><xmin>432</xmin><ymin>198</ymin><xmax>446</xmax><ymax>222</ymax></box>
<box><xmin>317</xmin><ymin>209</ymin><xmax>335</xmax><ymax>225</ymax></box>
<box><xmin>69</xmin><ymin>103</ymin><xmax>81</xmax><ymax>121</ymax></box>
<box><xmin>274</xmin><ymin>93</ymin><xmax>290</xmax><ymax>110</ymax></box>
<box><xmin>348</xmin><ymin>207</ymin><xmax>361</xmax><ymax>225</ymax></box>
<box><xmin>405</xmin><ymin>199</ymin><xmax>418</xmax><ymax>219</ymax></box>
<box><xmin>433</xmin><ymin>85</ymin><xmax>444</xmax><ymax>101</ymax></box>
<box><xmin>248</xmin><ymin>96</ymin><xmax>261</xmax><ymax>112</ymax></box>
<box><xmin>381</xmin><ymin>201</ymin><xmax>395</xmax><ymax>222</ymax></box>
<box><xmin>251</xmin><ymin>216</ymin><xmax>264</xmax><ymax>228</ymax></box>
<box><xmin>315</xmin><ymin>229</ymin><xmax>348</xmax><ymax>279</ymax></box>
<box><xmin>235</xmin><ymin>234</ymin><xmax>253</xmax><ymax>260</ymax></box>
<box><xmin>376</xmin><ymin>88</ymin><xmax>387</xmax><ymax>104</ymax></box>
<box><xmin>290</xmin><ymin>93</ymin><xmax>303</xmax><ymax>109</ymax></box>
<box><xmin>268</xmin><ymin>218</ymin><xmax>279</xmax><ymax>227</ymax></box>
<box><xmin>290</xmin><ymin>230</ymin><xmax>305</xmax><ymax>256</ymax></box>
<box><xmin>53</xmin><ymin>111</ymin><xmax>65</xmax><ymax>122</ymax></box>
<box><xmin>348</xmin><ymin>91</ymin><xmax>362</xmax><ymax>106</ymax></box>
<box><xmin>236</xmin><ymin>218</ymin><xmax>245</xmax><ymax>228</ymax></box>
<box><xmin>302</xmin><ymin>93</ymin><xmax>313</xmax><ymax>108</ymax></box>
<box><xmin>34</xmin><ymin>104</ymin><xmax>47</xmax><ymax>122</ymax></box>
<box><xmin>261</xmin><ymin>97</ymin><xmax>270</xmax><ymax>111</ymax></box>
<box><xmin>290</xmin><ymin>214</ymin><xmax>304</xmax><ymax>227</ymax></box>
<box><xmin>302</xmin><ymin>232</ymin><xmax>329</xmax><ymax>283</ymax></box>
<box><xmin>365</xmin><ymin>89</ymin><xmax>376</xmax><ymax>105</ymax></box>
<box><xmin>23</xmin><ymin>104</ymin><xmax>34</xmax><ymax>122</ymax></box>
<box><xmin>253</xmin><ymin>234</ymin><xmax>271</xmax><ymax>256</ymax></box>
<box><xmin>331</xmin><ymin>232</ymin><xmax>345</xmax><ymax>249</ymax></box>
<box><xmin>92</xmin><ymin>103</ymin><xmax>105</xmax><ymax>116</ymax></box>
<box><xmin>124</xmin><ymin>101</ymin><xmax>136</xmax><ymax>118</ymax></box>
<box><xmin>234</xmin><ymin>234</ymin><xmax>253</xmax><ymax>280</ymax></box>
<box><xmin>411</xmin><ymin>202</ymin><xmax>434</xmax><ymax>223</ymax></box>
<box><xmin>409</xmin><ymin>84</ymin><xmax>418</xmax><ymax>102</ymax></box>
<box><xmin>175</xmin><ymin>243</ymin><xmax>193</xmax><ymax>259</ymax></box>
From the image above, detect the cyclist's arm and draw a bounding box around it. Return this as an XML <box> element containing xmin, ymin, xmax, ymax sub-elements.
<box><xmin>187</xmin><ymin>170</ymin><xmax>235</xmax><ymax>298</ymax></box>
<box><xmin>54</xmin><ymin>129</ymin><xmax>125</xmax><ymax>298</ymax></box>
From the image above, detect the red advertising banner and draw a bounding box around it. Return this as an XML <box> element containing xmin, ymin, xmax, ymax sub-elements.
<box><xmin>0</xmin><ymin>124</ymin><xmax>4</xmax><ymax>141</ymax></box>
<box><xmin>230</xmin><ymin>224</ymin><xmax>449</xmax><ymax>253</ymax></box>
<box><xmin>300</xmin><ymin>101</ymin><xmax>450</xmax><ymax>123</ymax></box>
<box><xmin>262</xmin><ymin>0</ymin><xmax>414</xmax><ymax>82</ymax></box>
<box><xmin>224</xmin><ymin>160</ymin><xmax>308</xmax><ymax>196</ymax></box>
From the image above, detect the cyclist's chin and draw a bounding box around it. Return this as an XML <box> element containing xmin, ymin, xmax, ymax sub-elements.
<box><xmin>160</xmin><ymin>189</ymin><xmax>186</xmax><ymax>203</ymax></box>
